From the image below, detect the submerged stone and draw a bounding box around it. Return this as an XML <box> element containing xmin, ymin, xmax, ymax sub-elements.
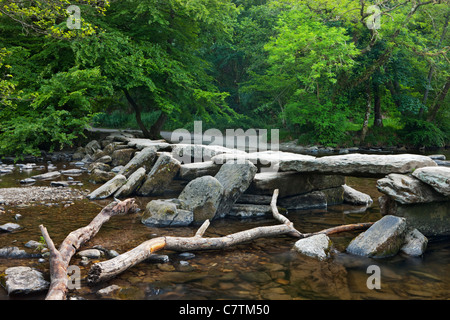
<box><xmin>293</xmin><ymin>234</ymin><xmax>332</xmax><ymax>261</ymax></box>
<box><xmin>1</xmin><ymin>267</ymin><xmax>49</xmax><ymax>295</ymax></box>
<box><xmin>346</xmin><ymin>215</ymin><xmax>407</xmax><ymax>258</ymax></box>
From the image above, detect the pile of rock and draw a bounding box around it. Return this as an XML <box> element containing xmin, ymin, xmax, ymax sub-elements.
<box><xmin>377</xmin><ymin>166</ymin><xmax>450</xmax><ymax>236</ymax></box>
<box><xmin>294</xmin><ymin>215</ymin><xmax>428</xmax><ymax>261</ymax></box>
<box><xmin>80</xmin><ymin>133</ymin><xmax>443</xmax><ymax>229</ymax></box>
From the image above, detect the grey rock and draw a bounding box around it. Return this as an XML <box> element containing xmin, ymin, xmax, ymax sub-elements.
<box><xmin>279</xmin><ymin>153</ymin><xmax>437</xmax><ymax>177</ymax></box>
<box><xmin>97</xmin><ymin>155</ymin><xmax>113</xmax><ymax>164</ymax></box>
<box><xmin>0</xmin><ymin>247</ymin><xmax>37</xmax><ymax>258</ymax></box>
<box><xmin>178</xmin><ymin>252</ymin><xmax>195</xmax><ymax>260</ymax></box>
<box><xmin>346</xmin><ymin>215</ymin><xmax>407</xmax><ymax>258</ymax></box>
<box><xmin>20</xmin><ymin>178</ymin><xmax>36</xmax><ymax>185</ymax></box>
<box><xmin>61</xmin><ymin>169</ymin><xmax>83</xmax><ymax>176</ymax></box>
<box><xmin>377</xmin><ymin>173</ymin><xmax>449</xmax><ymax>204</ymax></box>
<box><xmin>89</xmin><ymin>169</ymin><xmax>116</xmax><ymax>184</ymax></box>
<box><xmin>111</xmin><ymin>165</ymin><xmax>124</xmax><ymax>173</ymax></box>
<box><xmin>141</xmin><ymin>199</ymin><xmax>193</xmax><ymax>227</ymax></box>
<box><xmin>87</xmin><ymin>174</ymin><xmax>127</xmax><ymax>200</ymax></box>
<box><xmin>77</xmin><ymin>249</ymin><xmax>103</xmax><ymax>259</ymax></box>
<box><xmin>342</xmin><ymin>184</ymin><xmax>373</xmax><ymax>205</ymax></box>
<box><xmin>88</xmin><ymin>162</ymin><xmax>111</xmax><ymax>173</ymax></box>
<box><xmin>412</xmin><ymin>166</ymin><xmax>450</xmax><ymax>197</ymax></box>
<box><xmin>214</xmin><ymin>160</ymin><xmax>257</xmax><ymax>218</ymax></box>
<box><xmin>119</xmin><ymin>147</ymin><xmax>157</xmax><ymax>178</ymax></box>
<box><xmin>212</xmin><ymin>151</ymin><xmax>315</xmax><ymax>173</ymax></box>
<box><xmin>435</xmin><ymin>160</ymin><xmax>450</xmax><ymax>167</ymax></box>
<box><xmin>379</xmin><ymin>195</ymin><xmax>450</xmax><ymax>237</ymax></box>
<box><xmin>111</xmin><ymin>148</ymin><xmax>136</xmax><ymax>167</ymax></box>
<box><xmin>428</xmin><ymin>154</ymin><xmax>446</xmax><ymax>160</ymax></box>
<box><xmin>81</xmin><ymin>154</ymin><xmax>94</xmax><ymax>164</ymax></box>
<box><xmin>115</xmin><ymin>167</ymin><xmax>146</xmax><ymax>198</ymax></box>
<box><xmin>2</xmin><ymin>267</ymin><xmax>49</xmax><ymax>295</ymax></box>
<box><xmin>236</xmin><ymin>194</ymin><xmax>273</xmax><ymax>205</ymax></box>
<box><xmin>25</xmin><ymin>240</ymin><xmax>43</xmax><ymax>249</ymax></box>
<box><xmin>178</xmin><ymin>176</ymin><xmax>224</xmax><ymax>223</ymax></box>
<box><xmin>85</xmin><ymin>140</ymin><xmax>102</xmax><ymax>155</ymax></box>
<box><xmin>400</xmin><ymin>228</ymin><xmax>428</xmax><ymax>257</ymax></box>
<box><xmin>147</xmin><ymin>254</ymin><xmax>170</xmax><ymax>263</ymax></box>
<box><xmin>278</xmin><ymin>191</ymin><xmax>328</xmax><ymax>210</ymax></box>
<box><xmin>178</xmin><ymin>161</ymin><xmax>221</xmax><ymax>181</ymax></box>
<box><xmin>96</xmin><ymin>284</ymin><xmax>122</xmax><ymax>298</ymax></box>
<box><xmin>138</xmin><ymin>153</ymin><xmax>181</xmax><ymax>196</ymax></box>
<box><xmin>126</xmin><ymin>138</ymin><xmax>171</xmax><ymax>151</ymax></box>
<box><xmin>172</xmin><ymin>144</ymin><xmax>245</xmax><ymax>164</ymax></box>
<box><xmin>247</xmin><ymin>171</ymin><xmax>345</xmax><ymax>198</ymax></box>
<box><xmin>31</xmin><ymin>171</ymin><xmax>61</xmax><ymax>181</ymax></box>
<box><xmin>293</xmin><ymin>234</ymin><xmax>332</xmax><ymax>261</ymax></box>
<box><xmin>0</xmin><ymin>223</ymin><xmax>21</xmax><ymax>232</ymax></box>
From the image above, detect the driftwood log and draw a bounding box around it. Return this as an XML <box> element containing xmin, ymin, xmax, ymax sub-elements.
<box><xmin>39</xmin><ymin>198</ymin><xmax>138</xmax><ymax>300</ymax></box>
<box><xmin>87</xmin><ymin>190</ymin><xmax>374</xmax><ymax>285</ymax></box>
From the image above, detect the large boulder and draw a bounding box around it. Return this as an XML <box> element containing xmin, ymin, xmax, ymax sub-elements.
<box><xmin>141</xmin><ymin>199</ymin><xmax>193</xmax><ymax>227</ymax></box>
<box><xmin>293</xmin><ymin>234</ymin><xmax>332</xmax><ymax>261</ymax></box>
<box><xmin>119</xmin><ymin>147</ymin><xmax>157</xmax><ymax>178</ymax></box>
<box><xmin>172</xmin><ymin>144</ymin><xmax>245</xmax><ymax>164</ymax></box>
<box><xmin>111</xmin><ymin>148</ymin><xmax>136</xmax><ymax>167</ymax></box>
<box><xmin>138</xmin><ymin>153</ymin><xmax>181</xmax><ymax>196</ymax></box>
<box><xmin>412</xmin><ymin>166</ymin><xmax>450</xmax><ymax>197</ymax></box>
<box><xmin>278</xmin><ymin>191</ymin><xmax>327</xmax><ymax>210</ymax></box>
<box><xmin>178</xmin><ymin>176</ymin><xmax>224</xmax><ymax>223</ymax></box>
<box><xmin>115</xmin><ymin>167</ymin><xmax>146</xmax><ymax>198</ymax></box>
<box><xmin>377</xmin><ymin>173</ymin><xmax>449</xmax><ymax>204</ymax></box>
<box><xmin>379</xmin><ymin>195</ymin><xmax>450</xmax><ymax>237</ymax></box>
<box><xmin>87</xmin><ymin>175</ymin><xmax>127</xmax><ymax>200</ymax></box>
<box><xmin>346</xmin><ymin>215</ymin><xmax>407</xmax><ymax>258</ymax></box>
<box><xmin>126</xmin><ymin>138</ymin><xmax>171</xmax><ymax>151</ymax></box>
<box><xmin>178</xmin><ymin>161</ymin><xmax>221</xmax><ymax>181</ymax></box>
<box><xmin>89</xmin><ymin>169</ymin><xmax>116</xmax><ymax>184</ymax></box>
<box><xmin>85</xmin><ymin>140</ymin><xmax>102</xmax><ymax>155</ymax></box>
<box><xmin>279</xmin><ymin>153</ymin><xmax>437</xmax><ymax>177</ymax></box>
<box><xmin>88</xmin><ymin>162</ymin><xmax>111</xmax><ymax>173</ymax></box>
<box><xmin>214</xmin><ymin>160</ymin><xmax>258</xmax><ymax>218</ymax></box>
<box><xmin>1</xmin><ymin>266</ymin><xmax>49</xmax><ymax>295</ymax></box>
<box><xmin>212</xmin><ymin>151</ymin><xmax>315</xmax><ymax>173</ymax></box>
<box><xmin>246</xmin><ymin>172</ymin><xmax>345</xmax><ymax>198</ymax></box>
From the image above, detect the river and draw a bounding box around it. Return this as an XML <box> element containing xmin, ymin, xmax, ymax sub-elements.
<box><xmin>0</xmin><ymin>150</ymin><xmax>449</xmax><ymax>300</ymax></box>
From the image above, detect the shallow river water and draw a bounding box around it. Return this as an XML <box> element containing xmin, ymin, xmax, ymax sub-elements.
<box><xmin>0</xmin><ymin>154</ymin><xmax>449</xmax><ymax>300</ymax></box>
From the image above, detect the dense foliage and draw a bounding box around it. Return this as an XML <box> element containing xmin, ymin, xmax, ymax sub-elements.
<box><xmin>0</xmin><ymin>0</ymin><xmax>449</xmax><ymax>157</ymax></box>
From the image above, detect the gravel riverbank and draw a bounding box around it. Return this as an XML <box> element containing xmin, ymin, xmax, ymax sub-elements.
<box><xmin>0</xmin><ymin>187</ymin><xmax>87</xmax><ymax>206</ymax></box>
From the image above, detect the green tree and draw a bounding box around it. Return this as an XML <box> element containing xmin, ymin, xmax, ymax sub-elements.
<box><xmin>73</xmin><ymin>0</ymin><xmax>239</xmax><ymax>139</ymax></box>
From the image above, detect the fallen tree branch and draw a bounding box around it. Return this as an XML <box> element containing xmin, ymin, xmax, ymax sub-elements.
<box><xmin>87</xmin><ymin>189</ymin><xmax>373</xmax><ymax>285</ymax></box>
<box><xmin>302</xmin><ymin>222</ymin><xmax>375</xmax><ymax>238</ymax></box>
<box><xmin>39</xmin><ymin>198</ymin><xmax>138</xmax><ymax>300</ymax></box>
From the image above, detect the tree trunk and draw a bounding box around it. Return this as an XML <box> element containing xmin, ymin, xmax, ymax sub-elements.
<box><xmin>39</xmin><ymin>199</ymin><xmax>138</xmax><ymax>300</ymax></box>
<box><xmin>421</xmin><ymin>12</ymin><xmax>449</xmax><ymax>117</ymax></box>
<box><xmin>87</xmin><ymin>190</ymin><xmax>374</xmax><ymax>285</ymax></box>
<box><xmin>149</xmin><ymin>112</ymin><xmax>168</xmax><ymax>140</ymax></box>
<box><xmin>361</xmin><ymin>81</ymin><xmax>372</xmax><ymax>143</ymax></box>
<box><xmin>123</xmin><ymin>89</ymin><xmax>152</xmax><ymax>139</ymax></box>
<box><xmin>373</xmin><ymin>81</ymin><xmax>383</xmax><ymax>127</ymax></box>
<box><xmin>428</xmin><ymin>76</ymin><xmax>450</xmax><ymax>122</ymax></box>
